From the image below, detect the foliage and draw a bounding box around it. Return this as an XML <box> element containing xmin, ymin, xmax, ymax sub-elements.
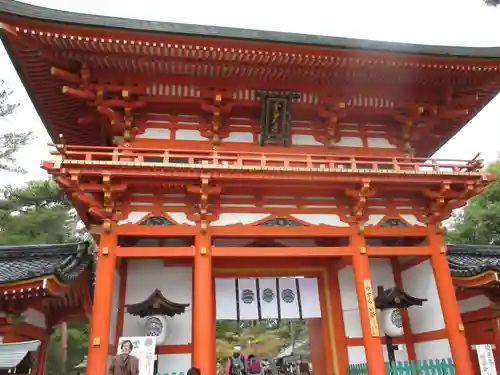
<box><xmin>0</xmin><ymin>177</ymin><xmax>90</xmax><ymax>373</ymax></box>
<box><xmin>484</xmin><ymin>0</ymin><xmax>500</xmax><ymax>5</ymax></box>
<box><xmin>0</xmin><ymin>80</ymin><xmax>19</xmax><ymax>117</ymax></box>
<box><xmin>215</xmin><ymin>320</ymin><xmax>309</xmax><ymax>361</ymax></box>
<box><xmin>46</xmin><ymin>321</ymin><xmax>90</xmax><ymax>375</ymax></box>
<box><xmin>446</xmin><ymin>162</ymin><xmax>500</xmax><ymax>245</ymax></box>
<box><xmin>0</xmin><ymin>131</ymin><xmax>34</xmax><ymax>173</ymax></box>
<box><xmin>0</xmin><ymin>80</ymin><xmax>33</xmax><ymax>173</ymax></box>
<box><xmin>0</xmin><ymin>81</ymin><xmax>90</xmax><ymax>374</ymax></box>
<box><xmin>0</xmin><ymin>180</ymin><xmax>77</xmax><ymax>245</ymax></box>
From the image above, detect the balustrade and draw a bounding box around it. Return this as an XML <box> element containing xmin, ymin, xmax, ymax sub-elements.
<box><xmin>49</xmin><ymin>144</ymin><xmax>483</xmax><ymax>175</ymax></box>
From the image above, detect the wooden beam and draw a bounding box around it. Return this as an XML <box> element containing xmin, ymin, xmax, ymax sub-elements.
<box><xmin>210</xmin><ymin>226</ymin><xmax>351</xmax><ymax>237</ymax></box>
<box><xmin>115</xmin><ymin>246</ymin><xmax>195</xmax><ymax>258</ymax></box>
<box><xmin>211</xmin><ymin>246</ymin><xmax>352</xmax><ymax>258</ymax></box>
<box><xmin>115</xmin><ymin>225</ymin><xmax>198</xmax><ymax>236</ymax></box>
<box><xmin>366</xmin><ymin>246</ymin><xmax>434</xmax><ymax>256</ymax></box>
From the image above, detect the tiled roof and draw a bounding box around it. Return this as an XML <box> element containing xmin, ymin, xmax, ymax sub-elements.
<box><xmin>0</xmin><ymin>340</ymin><xmax>40</xmax><ymax>370</ymax></box>
<box><xmin>0</xmin><ymin>242</ymin><xmax>91</xmax><ymax>285</ymax></box>
<box><xmin>1</xmin><ymin>0</ymin><xmax>500</xmax><ymax>58</ymax></box>
<box><xmin>447</xmin><ymin>244</ymin><xmax>500</xmax><ymax>278</ymax></box>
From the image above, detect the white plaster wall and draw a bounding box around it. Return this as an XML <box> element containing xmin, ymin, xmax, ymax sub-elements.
<box><xmin>158</xmin><ymin>353</ymin><xmax>192</xmax><ymax>374</ymax></box>
<box><xmin>225</xmin><ymin>132</ymin><xmax>254</xmax><ymax>143</ymax></box>
<box><xmin>122</xmin><ymin>261</ymin><xmax>193</xmax><ymax>346</ymax></box>
<box><xmin>339</xmin><ymin>260</ymin><xmax>396</xmax><ymax>340</ymax></box>
<box><xmin>338</xmin><ymin>265</ymin><xmax>361</xmax><ymax>339</ymax></box>
<box><xmin>137</xmin><ymin>128</ymin><xmax>172</xmax><ymax>139</ymax></box>
<box><xmin>401</xmin><ymin>260</ymin><xmax>445</xmax><ymax>334</ymax></box>
<box><xmin>347</xmin><ymin>344</ymin><xmax>409</xmax><ymax>365</ymax></box>
<box><xmin>110</xmin><ymin>269</ymin><xmax>121</xmax><ymax>344</ymax></box>
<box><xmin>414</xmin><ymin>339</ymin><xmax>451</xmax><ymax>361</ymax></box>
<box><xmin>458</xmin><ymin>295</ymin><xmax>491</xmax><ymax>314</ymax></box>
<box><xmin>21</xmin><ymin>308</ymin><xmax>46</xmax><ymax>329</ymax></box>
<box><xmin>175</xmin><ymin>130</ymin><xmax>208</xmax><ymax>141</ymax></box>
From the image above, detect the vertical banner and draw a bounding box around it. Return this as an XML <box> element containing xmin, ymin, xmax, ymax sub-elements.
<box><xmin>363</xmin><ymin>279</ymin><xmax>380</xmax><ymax>337</ymax></box>
<box><xmin>215</xmin><ymin>278</ymin><xmax>237</xmax><ymax>320</ymax></box>
<box><xmin>259</xmin><ymin>277</ymin><xmax>279</xmax><ymax>319</ymax></box>
<box><xmin>476</xmin><ymin>344</ymin><xmax>497</xmax><ymax>375</ymax></box>
<box><xmin>298</xmin><ymin>277</ymin><xmax>322</xmax><ymax>318</ymax></box>
<box><xmin>238</xmin><ymin>278</ymin><xmax>259</xmax><ymax>320</ymax></box>
<box><xmin>117</xmin><ymin>336</ymin><xmax>156</xmax><ymax>375</ymax></box>
<box><xmin>278</xmin><ymin>277</ymin><xmax>300</xmax><ymax>319</ymax></box>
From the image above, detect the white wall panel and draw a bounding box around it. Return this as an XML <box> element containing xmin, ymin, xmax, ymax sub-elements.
<box><xmin>123</xmin><ymin>261</ymin><xmax>193</xmax><ymax>346</ymax></box>
<box><xmin>401</xmin><ymin>260</ymin><xmax>445</xmax><ymax>334</ymax></box>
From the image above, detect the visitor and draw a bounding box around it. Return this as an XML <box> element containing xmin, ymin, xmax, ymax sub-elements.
<box><xmin>108</xmin><ymin>340</ymin><xmax>139</xmax><ymax>375</ymax></box>
<box><xmin>247</xmin><ymin>354</ymin><xmax>263</xmax><ymax>375</ymax></box>
<box><xmin>227</xmin><ymin>346</ymin><xmax>247</xmax><ymax>375</ymax></box>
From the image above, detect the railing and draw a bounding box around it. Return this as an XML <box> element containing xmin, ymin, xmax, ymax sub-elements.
<box><xmin>48</xmin><ymin>144</ymin><xmax>483</xmax><ymax>175</ymax></box>
<box><xmin>348</xmin><ymin>358</ymin><xmax>455</xmax><ymax>374</ymax></box>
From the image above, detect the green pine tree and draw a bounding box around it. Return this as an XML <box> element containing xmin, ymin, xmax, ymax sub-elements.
<box><xmin>0</xmin><ymin>180</ymin><xmax>77</xmax><ymax>245</ymax></box>
<box><xmin>446</xmin><ymin>162</ymin><xmax>500</xmax><ymax>245</ymax></box>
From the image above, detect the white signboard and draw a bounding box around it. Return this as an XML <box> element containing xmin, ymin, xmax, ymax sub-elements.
<box><xmin>118</xmin><ymin>336</ymin><xmax>157</xmax><ymax>375</ymax></box>
<box><xmin>476</xmin><ymin>344</ymin><xmax>497</xmax><ymax>375</ymax></box>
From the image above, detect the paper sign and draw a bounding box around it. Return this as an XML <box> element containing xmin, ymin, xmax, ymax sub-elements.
<box><xmin>118</xmin><ymin>336</ymin><xmax>157</xmax><ymax>375</ymax></box>
<box><xmin>476</xmin><ymin>344</ymin><xmax>497</xmax><ymax>375</ymax></box>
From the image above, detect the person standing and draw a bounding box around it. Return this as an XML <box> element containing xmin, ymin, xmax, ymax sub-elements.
<box><xmin>109</xmin><ymin>340</ymin><xmax>140</xmax><ymax>375</ymax></box>
<box><xmin>226</xmin><ymin>346</ymin><xmax>247</xmax><ymax>375</ymax></box>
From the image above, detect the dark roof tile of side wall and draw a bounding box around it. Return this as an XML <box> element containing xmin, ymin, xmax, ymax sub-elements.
<box><xmin>447</xmin><ymin>244</ymin><xmax>500</xmax><ymax>278</ymax></box>
<box><xmin>0</xmin><ymin>242</ymin><xmax>92</xmax><ymax>284</ymax></box>
<box><xmin>1</xmin><ymin>0</ymin><xmax>500</xmax><ymax>58</ymax></box>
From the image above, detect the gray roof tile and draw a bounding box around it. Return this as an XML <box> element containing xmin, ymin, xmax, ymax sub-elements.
<box><xmin>1</xmin><ymin>0</ymin><xmax>500</xmax><ymax>58</ymax></box>
<box><xmin>0</xmin><ymin>242</ymin><xmax>91</xmax><ymax>284</ymax></box>
<box><xmin>0</xmin><ymin>340</ymin><xmax>40</xmax><ymax>370</ymax></box>
<box><xmin>447</xmin><ymin>244</ymin><xmax>500</xmax><ymax>277</ymax></box>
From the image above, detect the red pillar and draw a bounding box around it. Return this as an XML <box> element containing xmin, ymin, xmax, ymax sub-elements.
<box><xmin>86</xmin><ymin>230</ymin><xmax>117</xmax><ymax>375</ymax></box>
<box><xmin>327</xmin><ymin>264</ymin><xmax>348</xmax><ymax>375</ymax></box>
<box><xmin>309</xmin><ymin>318</ymin><xmax>326</xmax><ymax>375</ymax></box>
<box><xmin>192</xmin><ymin>234</ymin><xmax>215</xmax><ymax>375</ymax></box>
<box><xmin>318</xmin><ymin>275</ymin><xmax>334</xmax><ymax>375</ymax></box>
<box><xmin>36</xmin><ymin>339</ymin><xmax>49</xmax><ymax>375</ymax></box>
<box><xmin>429</xmin><ymin>233</ymin><xmax>474</xmax><ymax>375</ymax></box>
<box><xmin>351</xmin><ymin>234</ymin><xmax>385</xmax><ymax>373</ymax></box>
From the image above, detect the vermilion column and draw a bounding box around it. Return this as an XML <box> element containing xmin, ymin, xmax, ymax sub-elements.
<box><xmin>327</xmin><ymin>264</ymin><xmax>348</xmax><ymax>375</ymax></box>
<box><xmin>193</xmin><ymin>234</ymin><xmax>215</xmax><ymax>375</ymax></box>
<box><xmin>351</xmin><ymin>235</ymin><xmax>385</xmax><ymax>373</ymax></box>
<box><xmin>308</xmin><ymin>318</ymin><xmax>326</xmax><ymax>375</ymax></box>
<box><xmin>86</xmin><ymin>229</ymin><xmax>117</xmax><ymax>375</ymax></box>
<box><xmin>430</xmin><ymin>234</ymin><xmax>474</xmax><ymax>375</ymax></box>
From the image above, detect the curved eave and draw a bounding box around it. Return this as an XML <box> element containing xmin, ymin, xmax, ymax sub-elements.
<box><xmin>0</xmin><ymin>30</ymin><xmax>106</xmax><ymax>145</ymax></box>
<box><xmin>453</xmin><ymin>271</ymin><xmax>500</xmax><ymax>288</ymax></box>
<box><xmin>0</xmin><ymin>273</ymin><xmax>81</xmax><ymax>293</ymax></box>
<box><xmin>0</xmin><ymin>242</ymin><xmax>92</xmax><ymax>286</ymax></box>
<box><xmin>0</xmin><ymin>276</ymin><xmax>65</xmax><ymax>299</ymax></box>
<box><xmin>2</xmin><ymin>0</ymin><xmax>500</xmax><ymax>59</ymax></box>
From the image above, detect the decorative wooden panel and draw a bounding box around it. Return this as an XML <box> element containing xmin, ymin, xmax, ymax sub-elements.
<box><xmin>257</xmin><ymin>92</ymin><xmax>300</xmax><ymax>147</ymax></box>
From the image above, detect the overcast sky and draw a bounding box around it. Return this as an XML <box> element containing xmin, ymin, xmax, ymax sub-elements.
<box><xmin>1</xmin><ymin>0</ymin><xmax>500</xmax><ymax>188</ymax></box>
